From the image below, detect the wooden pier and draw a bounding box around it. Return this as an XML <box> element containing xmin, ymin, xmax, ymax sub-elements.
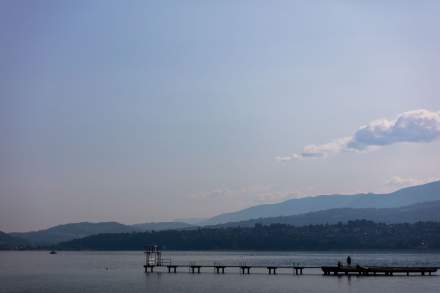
<box><xmin>321</xmin><ymin>265</ymin><xmax>438</xmax><ymax>276</ymax></box>
<box><xmin>143</xmin><ymin>246</ymin><xmax>438</xmax><ymax>277</ymax></box>
<box><xmin>144</xmin><ymin>263</ymin><xmax>312</xmax><ymax>275</ymax></box>
<box><xmin>144</xmin><ymin>263</ymin><xmax>438</xmax><ymax>276</ymax></box>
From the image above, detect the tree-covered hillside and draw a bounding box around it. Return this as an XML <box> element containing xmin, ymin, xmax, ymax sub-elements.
<box><xmin>56</xmin><ymin>220</ymin><xmax>440</xmax><ymax>251</ymax></box>
<box><xmin>0</xmin><ymin>231</ymin><xmax>28</xmax><ymax>250</ymax></box>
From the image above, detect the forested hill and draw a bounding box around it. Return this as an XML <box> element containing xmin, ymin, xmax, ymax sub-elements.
<box><xmin>10</xmin><ymin>222</ymin><xmax>136</xmax><ymax>245</ymax></box>
<box><xmin>10</xmin><ymin>221</ymin><xmax>193</xmax><ymax>245</ymax></box>
<box><xmin>56</xmin><ymin>220</ymin><xmax>440</xmax><ymax>251</ymax></box>
<box><xmin>0</xmin><ymin>231</ymin><xmax>28</xmax><ymax>250</ymax></box>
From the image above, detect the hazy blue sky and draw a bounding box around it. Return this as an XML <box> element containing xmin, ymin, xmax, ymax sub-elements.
<box><xmin>1</xmin><ymin>1</ymin><xmax>439</xmax><ymax>232</ymax></box>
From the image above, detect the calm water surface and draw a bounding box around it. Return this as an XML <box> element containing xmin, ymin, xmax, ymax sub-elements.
<box><xmin>1</xmin><ymin>251</ymin><xmax>440</xmax><ymax>293</ymax></box>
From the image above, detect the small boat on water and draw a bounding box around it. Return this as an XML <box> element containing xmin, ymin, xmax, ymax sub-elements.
<box><xmin>49</xmin><ymin>250</ymin><xmax>57</xmax><ymax>255</ymax></box>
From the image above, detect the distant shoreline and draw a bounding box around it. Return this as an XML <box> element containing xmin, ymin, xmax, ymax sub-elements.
<box><xmin>5</xmin><ymin>249</ymin><xmax>440</xmax><ymax>253</ymax></box>
<box><xmin>47</xmin><ymin>221</ymin><xmax>440</xmax><ymax>251</ymax></box>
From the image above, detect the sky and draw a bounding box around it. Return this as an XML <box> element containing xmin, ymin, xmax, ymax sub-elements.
<box><xmin>1</xmin><ymin>0</ymin><xmax>440</xmax><ymax>232</ymax></box>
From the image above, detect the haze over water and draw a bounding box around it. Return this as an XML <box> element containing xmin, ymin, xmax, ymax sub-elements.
<box><xmin>1</xmin><ymin>251</ymin><xmax>440</xmax><ymax>293</ymax></box>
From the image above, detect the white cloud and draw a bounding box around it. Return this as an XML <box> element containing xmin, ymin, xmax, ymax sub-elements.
<box><xmin>348</xmin><ymin>109</ymin><xmax>440</xmax><ymax>150</ymax></box>
<box><xmin>278</xmin><ymin>109</ymin><xmax>440</xmax><ymax>160</ymax></box>
<box><xmin>385</xmin><ymin>176</ymin><xmax>440</xmax><ymax>189</ymax></box>
<box><xmin>191</xmin><ymin>185</ymin><xmax>302</xmax><ymax>204</ymax></box>
<box><xmin>275</xmin><ymin>155</ymin><xmax>295</xmax><ymax>162</ymax></box>
<box><xmin>386</xmin><ymin>176</ymin><xmax>422</xmax><ymax>187</ymax></box>
<box><xmin>301</xmin><ymin>137</ymin><xmax>352</xmax><ymax>158</ymax></box>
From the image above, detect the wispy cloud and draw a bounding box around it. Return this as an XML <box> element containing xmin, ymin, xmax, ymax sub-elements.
<box><xmin>190</xmin><ymin>185</ymin><xmax>301</xmax><ymax>204</ymax></box>
<box><xmin>385</xmin><ymin>176</ymin><xmax>440</xmax><ymax>190</ymax></box>
<box><xmin>277</xmin><ymin>109</ymin><xmax>440</xmax><ymax>161</ymax></box>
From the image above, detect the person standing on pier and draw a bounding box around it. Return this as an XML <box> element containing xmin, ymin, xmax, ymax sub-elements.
<box><xmin>346</xmin><ymin>256</ymin><xmax>352</xmax><ymax>266</ymax></box>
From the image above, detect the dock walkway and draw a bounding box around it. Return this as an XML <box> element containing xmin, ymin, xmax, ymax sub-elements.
<box><xmin>321</xmin><ymin>265</ymin><xmax>438</xmax><ymax>276</ymax></box>
<box><xmin>143</xmin><ymin>246</ymin><xmax>438</xmax><ymax>276</ymax></box>
<box><xmin>144</xmin><ymin>264</ymin><xmax>314</xmax><ymax>275</ymax></box>
<box><xmin>144</xmin><ymin>264</ymin><xmax>438</xmax><ymax>276</ymax></box>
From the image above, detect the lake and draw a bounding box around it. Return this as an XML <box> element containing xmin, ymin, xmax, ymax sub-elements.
<box><xmin>1</xmin><ymin>251</ymin><xmax>440</xmax><ymax>293</ymax></box>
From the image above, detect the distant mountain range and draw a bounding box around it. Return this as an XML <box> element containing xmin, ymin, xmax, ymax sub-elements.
<box><xmin>0</xmin><ymin>231</ymin><xmax>29</xmax><ymax>250</ymax></box>
<box><xmin>2</xmin><ymin>181</ymin><xmax>440</xmax><ymax>249</ymax></box>
<box><xmin>200</xmin><ymin>181</ymin><xmax>440</xmax><ymax>225</ymax></box>
<box><xmin>213</xmin><ymin>200</ymin><xmax>440</xmax><ymax>228</ymax></box>
<box><xmin>9</xmin><ymin>221</ymin><xmax>193</xmax><ymax>245</ymax></box>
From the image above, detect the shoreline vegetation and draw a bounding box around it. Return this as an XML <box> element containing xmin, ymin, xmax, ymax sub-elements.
<box><xmin>47</xmin><ymin>220</ymin><xmax>440</xmax><ymax>251</ymax></box>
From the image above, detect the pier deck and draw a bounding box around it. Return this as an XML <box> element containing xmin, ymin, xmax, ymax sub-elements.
<box><xmin>144</xmin><ymin>264</ymin><xmax>438</xmax><ymax>276</ymax></box>
<box><xmin>321</xmin><ymin>266</ymin><xmax>438</xmax><ymax>276</ymax></box>
<box><xmin>144</xmin><ymin>264</ymin><xmax>315</xmax><ymax>274</ymax></box>
<box><xmin>143</xmin><ymin>246</ymin><xmax>438</xmax><ymax>277</ymax></box>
